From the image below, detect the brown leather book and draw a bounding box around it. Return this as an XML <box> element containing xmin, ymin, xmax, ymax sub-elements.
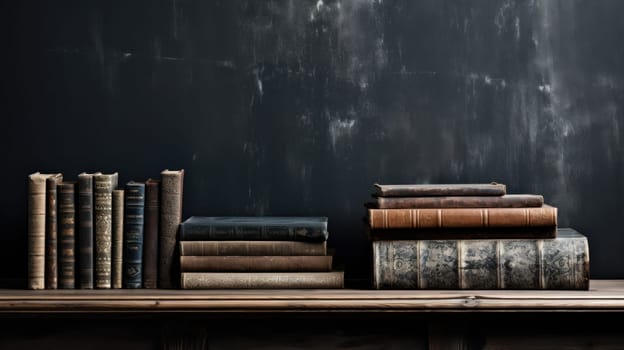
<box><xmin>374</xmin><ymin>194</ymin><xmax>544</xmax><ymax>209</ymax></box>
<box><xmin>180</xmin><ymin>256</ymin><xmax>333</xmax><ymax>272</ymax></box>
<box><xmin>180</xmin><ymin>271</ymin><xmax>344</xmax><ymax>289</ymax></box>
<box><xmin>366</xmin><ymin>226</ymin><xmax>557</xmax><ymax>240</ymax></box>
<box><xmin>111</xmin><ymin>189</ymin><xmax>124</xmax><ymax>289</ymax></box>
<box><xmin>374</xmin><ymin>183</ymin><xmax>506</xmax><ymax>197</ymax></box>
<box><xmin>45</xmin><ymin>174</ymin><xmax>63</xmax><ymax>289</ymax></box>
<box><xmin>143</xmin><ymin>179</ymin><xmax>160</xmax><ymax>289</ymax></box>
<box><xmin>159</xmin><ymin>169</ymin><xmax>184</xmax><ymax>288</ymax></box>
<box><xmin>368</xmin><ymin>205</ymin><xmax>557</xmax><ymax>229</ymax></box>
<box><xmin>28</xmin><ymin>172</ymin><xmax>62</xmax><ymax>290</ymax></box>
<box><xmin>180</xmin><ymin>241</ymin><xmax>327</xmax><ymax>256</ymax></box>
<box><xmin>58</xmin><ymin>181</ymin><xmax>76</xmax><ymax>289</ymax></box>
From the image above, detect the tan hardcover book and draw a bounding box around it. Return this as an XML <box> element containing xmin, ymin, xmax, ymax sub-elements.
<box><xmin>111</xmin><ymin>189</ymin><xmax>124</xmax><ymax>289</ymax></box>
<box><xmin>368</xmin><ymin>205</ymin><xmax>557</xmax><ymax>229</ymax></box>
<box><xmin>28</xmin><ymin>172</ymin><xmax>61</xmax><ymax>290</ymax></box>
<box><xmin>180</xmin><ymin>256</ymin><xmax>333</xmax><ymax>272</ymax></box>
<box><xmin>179</xmin><ymin>241</ymin><xmax>327</xmax><ymax>256</ymax></box>
<box><xmin>159</xmin><ymin>169</ymin><xmax>184</xmax><ymax>288</ymax></box>
<box><xmin>180</xmin><ymin>271</ymin><xmax>344</xmax><ymax>289</ymax></box>
<box><xmin>94</xmin><ymin>173</ymin><xmax>118</xmax><ymax>289</ymax></box>
<box><xmin>44</xmin><ymin>174</ymin><xmax>63</xmax><ymax>289</ymax></box>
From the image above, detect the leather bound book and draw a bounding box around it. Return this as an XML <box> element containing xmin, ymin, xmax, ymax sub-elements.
<box><xmin>368</xmin><ymin>205</ymin><xmax>557</xmax><ymax>229</ymax></box>
<box><xmin>180</xmin><ymin>256</ymin><xmax>333</xmax><ymax>272</ymax></box>
<box><xmin>94</xmin><ymin>173</ymin><xmax>118</xmax><ymax>289</ymax></box>
<box><xmin>45</xmin><ymin>174</ymin><xmax>63</xmax><ymax>289</ymax></box>
<box><xmin>111</xmin><ymin>189</ymin><xmax>124</xmax><ymax>289</ymax></box>
<box><xmin>77</xmin><ymin>172</ymin><xmax>100</xmax><ymax>289</ymax></box>
<box><xmin>58</xmin><ymin>181</ymin><xmax>76</xmax><ymax>289</ymax></box>
<box><xmin>179</xmin><ymin>216</ymin><xmax>329</xmax><ymax>242</ymax></box>
<box><xmin>180</xmin><ymin>271</ymin><xmax>344</xmax><ymax>289</ymax></box>
<box><xmin>179</xmin><ymin>241</ymin><xmax>327</xmax><ymax>256</ymax></box>
<box><xmin>372</xmin><ymin>228</ymin><xmax>589</xmax><ymax>290</ymax></box>
<box><xmin>374</xmin><ymin>194</ymin><xmax>544</xmax><ymax>209</ymax></box>
<box><xmin>123</xmin><ymin>182</ymin><xmax>145</xmax><ymax>289</ymax></box>
<box><xmin>159</xmin><ymin>169</ymin><xmax>184</xmax><ymax>289</ymax></box>
<box><xmin>373</xmin><ymin>183</ymin><xmax>506</xmax><ymax>197</ymax></box>
<box><xmin>143</xmin><ymin>179</ymin><xmax>160</xmax><ymax>289</ymax></box>
<box><xmin>28</xmin><ymin>172</ymin><xmax>61</xmax><ymax>289</ymax></box>
<box><xmin>367</xmin><ymin>227</ymin><xmax>557</xmax><ymax>240</ymax></box>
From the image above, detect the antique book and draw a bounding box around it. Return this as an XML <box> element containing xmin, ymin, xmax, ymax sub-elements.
<box><xmin>179</xmin><ymin>216</ymin><xmax>329</xmax><ymax>242</ymax></box>
<box><xmin>367</xmin><ymin>226</ymin><xmax>557</xmax><ymax>240</ymax></box>
<box><xmin>45</xmin><ymin>174</ymin><xmax>63</xmax><ymax>289</ymax></box>
<box><xmin>374</xmin><ymin>194</ymin><xmax>544</xmax><ymax>209</ymax></box>
<box><xmin>123</xmin><ymin>182</ymin><xmax>145</xmax><ymax>289</ymax></box>
<box><xmin>111</xmin><ymin>189</ymin><xmax>124</xmax><ymax>289</ymax></box>
<box><xmin>77</xmin><ymin>172</ymin><xmax>100</xmax><ymax>289</ymax></box>
<box><xmin>58</xmin><ymin>181</ymin><xmax>76</xmax><ymax>289</ymax></box>
<box><xmin>180</xmin><ymin>256</ymin><xmax>333</xmax><ymax>272</ymax></box>
<box><xmin>373</xmin><ymin>182</ymin><xmax>506</xmax><ymax>197</ymax></box>
<box><xmin>143</xmin><ymin>178</ymin><xmax>160</xmax><ymax>289</ymax></box>
<box><xmin>368</xmin><ymin>205</ymin><xmax>557</xmax><ymax>229</ymax></box>
<box><xmin>27</xmin><ymin>172</ymin><xmax>61</xmax><ymax>290</ymax></box>
<box><xmin>94</xmin><ymin>172</ymin><xmax>118</xmax><ymax>289</ymax></box>
<box><xmin>180</xmin><ymin>241</ymin><xmax>327</xmax><ymax>256</ymax></box>
<box><xmin>372</xmin><ymin>228</ymin><xmax>589</xmax><ymax>290</ymax></box>
<box><xmin>159</xmin><ymin>169</ymin><xmax>184</xmax><ymax>289</ymax></box>
<box><xmin>181</xmin><ymin>271</ymin><xmax>344</xmax><ymax>289</ymax></box>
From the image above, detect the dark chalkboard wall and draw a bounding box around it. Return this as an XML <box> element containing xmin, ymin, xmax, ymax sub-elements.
<box><xmin>3</xmin><ymin>0</ymin><xmax>624</xmax><ymax>286</ymax></box>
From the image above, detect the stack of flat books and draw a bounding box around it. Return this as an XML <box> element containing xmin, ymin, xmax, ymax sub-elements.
<box><xmin>366</xmin><ymin>182</ymin><xmax>590</xmax><ymax>290</ymax></box>
<box><xmin>178</xmin><ymin>216</ymin><xmax>344</xmax><ymax>289</ymax></box>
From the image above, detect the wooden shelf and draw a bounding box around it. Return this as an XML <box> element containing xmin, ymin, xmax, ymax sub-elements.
<box><xmin>0</xmin><ymin>279</ymin><xmax>623</xmax><ymax>313</ymax></box>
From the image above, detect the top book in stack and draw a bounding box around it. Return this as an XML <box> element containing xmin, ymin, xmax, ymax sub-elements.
<box><xmin>367</xmin><ymin>183</ymin><xmax>557</xmax><ymax>238</ymax></box>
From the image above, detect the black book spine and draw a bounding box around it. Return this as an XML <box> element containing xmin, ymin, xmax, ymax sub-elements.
<box><xmin>123</xmin><ymin>182</ymin><xmax>145</xmax><ymax>288</ymax></box>
<box><xmin>58</xmin><ymin>182</ymin><xmax>76</xmax><ymax>289</ymax></box>
<box><xmin>78</xmin><ymin>173</ymin><xmax>95</xmax><ymax>289</ymax></box>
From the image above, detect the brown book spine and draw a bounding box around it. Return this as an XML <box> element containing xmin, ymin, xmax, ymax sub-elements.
<box><xmin>45</xmin><ymin>174</ymin><xmax>63</xmax><ymax>289</ymax></box>
<box><xmin>58</xmin><ymin>181</ymin><xmax>76</xmax><ymax>289</ymax></box>
<box><xmin>375</xmin><ymin>194</ymin><xmax>544</xmax><ymax>209</ymax></box>
<box><xmin>28</xmin><ymin>173</ymin><xmax>53</xmax><ymax>289</ymax></box>
<box><xmin>94</xmin><ymin>173</ymin><xmax>117</xmax><ymax>289</ymax></box>
<box><xmin>159</xmin><ymin>169</ymin><xmax>184</xmax><ymax>288</ymax></box>
<box><xmin>111</xmin><ymin>189</ymin><xmax>124</xmax><ymax>289</ymax></box>
<box><xmin>368</xmin><ymin>205</ymin><xmax>557</xmax><ymax>229</ymax></box>
<box><xmin>143</xmin><ymin>179</ymin><xmax>160</xmax><ymax>289</ymax></box>
<box><xmin>367</xmin><ymin>227</ymin><xmax>557</xmax><ymax>240</ymax></box>
<box><xmin>179</xmin><ymin>241</ymin><xmax>327</xmax><ymax>256</ymax></box>
<box><xmin>180</xmin><ymin>272</ymin><xmax>344</xmax><ymax>289</ymax></box>
<box><xmin>180</xmin><ymin>256</ymin><xmax>333</xmax><ymax>272</ymax></box>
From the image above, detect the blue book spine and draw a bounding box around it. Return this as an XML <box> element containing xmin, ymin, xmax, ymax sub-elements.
<box><xmin>123</xmin><ymin>182</ymin><xmax>145</xmax><ymax>288</ymax></box>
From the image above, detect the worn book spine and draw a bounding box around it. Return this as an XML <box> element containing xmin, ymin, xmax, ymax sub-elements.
<box><xmin>111</xmin><ymin>189</ymin><xmax>124</xmax><ymax>289</ymax></box>
<box><xmin>159</xmin><ymin>169</ymin><xmax>184</xmax><ymax>288</ymax></box>
<box><xmin>372</xmin><ymin>228</ymin><xmax>589</xmax><ymax>290</ymax></box>
<box><xmin>368</xmin><ymin>206</ymin><xmax>557</xmax><ymax>229</ymax></box>
<box><xmin>58</xmin><ymin>182</ymin><xmax>76</xmax><ymax>289</ymax></box>
<box><xmin>94</xmin><ymin>173</ymin><xmax>117</xmax><ymax>289</ymax></box>
<box><xmin>45</xmin><ymin>174</ymin><xmax>63</xmax><ymax>289</ymax></box>
<box><xmin>124</xmin><ymin>182</ymin><xmax>145</xmax><ymax>288</ymax></box>
<box><xmin>180</xmin><ymin>241</ymin><xmax>327</xmax><ymax>256</ymax></box>
<box><xmin>373</xmin><ymin>183</ymin><xmax>506</xmax><ymax>197</ymax></box>
<box><xmin>367</xmin><ymin>227</ymin><xmax>557</xmax><ymax>240</ymax></box>
<box><xmin>143</xmin><ymin>179</ymin><xmax>159</xmax><ymax>289</ymax></box>
<box><xmin>180</xmin><ymin>256</ymin><xmax>333</xmax><ymax>272</ymax></box>
<box><xmin>375</xmin><ymin>194</ymin><xmax>544</xmax><ymax>209</ymax></box>
<box><xmin>181</xmin><ymin>272</ymin><xmax>344</xmax><ymax>289</ymax></box>
<box><xmin>28</xmin><ymin>173</ymin><xmax>54</xmax><ymax>289</ymax></box>
<box><xmin>78</xmin><ymin>172</ymin><xmax>99</xmax><ymax>289</ymax></box>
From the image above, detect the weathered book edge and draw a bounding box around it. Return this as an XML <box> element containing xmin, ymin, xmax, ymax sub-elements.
<box><xmin>111</xmin><ymin>189</ymin><xmax>124</xmax><ymax>289</ymax></box>
<box><xmin>181</xmin><ymin>272</ymin><xmax>344</xmax><ymax>289</ymax></box>
<box><xmin>373</xmin><ymin>182</ymin><xmax>506</xmax><ymax>197</ymax></box>
<box><xmin>375</xmin><ymin>194</ymin><xmax>544</xmax><ymax>209</ymax></box>
<box><xmin>179</xmin><ymin>241</ymin><xmax>327</xmax><ymax>256</ymax></box>
<box><xmin>180</xmin><ymin>256</ymin><xmax>333</xmax><ymax>272</ymax></box>
<box><xmin>159</xmin><ymin>169</ymin><xmax>184</xmax><ymax>289</ymax></box>
<box><xmin>45</xmin><ymin>174</ymin><xmax>63</xmax><ymax>289</ymax></box>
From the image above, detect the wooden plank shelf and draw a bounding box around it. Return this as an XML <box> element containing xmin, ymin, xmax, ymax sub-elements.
<box><xmin>0</xmin><ymin>279</ymin><xmax>623</xmax><ymax>313</ymax></box>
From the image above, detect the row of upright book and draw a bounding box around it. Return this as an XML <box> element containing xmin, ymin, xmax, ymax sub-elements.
<box><xmin>27</xmin><ymin>169</ymin><xmax>184</xmax><ymax>290</ymax></box>
<box><xmin>366</xmin><ymin>182</ymin><xmax>590</xmax><ymax>290</ymax></box>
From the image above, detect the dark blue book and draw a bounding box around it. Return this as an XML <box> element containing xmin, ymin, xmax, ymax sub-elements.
<box><xmin>179</xmin><ymin>216</ymin><xmax>329</xmax><ymax>242</ymax></box>
<box><xmin>123</xmin><ymin>181</ymin><xmax>145</xmax><ymax>288</ymax></box>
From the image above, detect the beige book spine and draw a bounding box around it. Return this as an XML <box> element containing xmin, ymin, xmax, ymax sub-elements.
<box><xmin>181</xmin><ymin>272</ymin><xmax>344</xmax><ymax>289</ymax></box>
<box><xmin>28</xmin><ymin>173</ymin><xmax>51</xmax><ymax>289</ymax></box>
<box><xmin>180</xmin><ymin>256</ymin><xmax>333</xmax><ymax>272</ymax></box>
<box><xmin>111</xmin><ymin>189</ymin><xmax>124</xmax><ymax>289</ymax></box>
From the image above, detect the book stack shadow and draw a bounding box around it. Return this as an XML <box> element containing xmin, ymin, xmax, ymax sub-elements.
<box><xmin>366</xmin><ymin>183</ymin><xmax>590</xmax><ymax>290</ymax></box>
<box><xmin>178</xmin><ymin>216</ymin><xmax>344</xmax><ymax>289</ymax></box>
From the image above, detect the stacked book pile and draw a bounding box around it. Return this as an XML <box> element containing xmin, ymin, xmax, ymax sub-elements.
<box><xmin>178</xmin><ymin>216</ymin><xmax>344</xmax><ymax>289</ymax></box>
<box><xmin>366</xmin><ymin>182</ymin><xmax>590</xmax><ymax>290</ymax></box>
